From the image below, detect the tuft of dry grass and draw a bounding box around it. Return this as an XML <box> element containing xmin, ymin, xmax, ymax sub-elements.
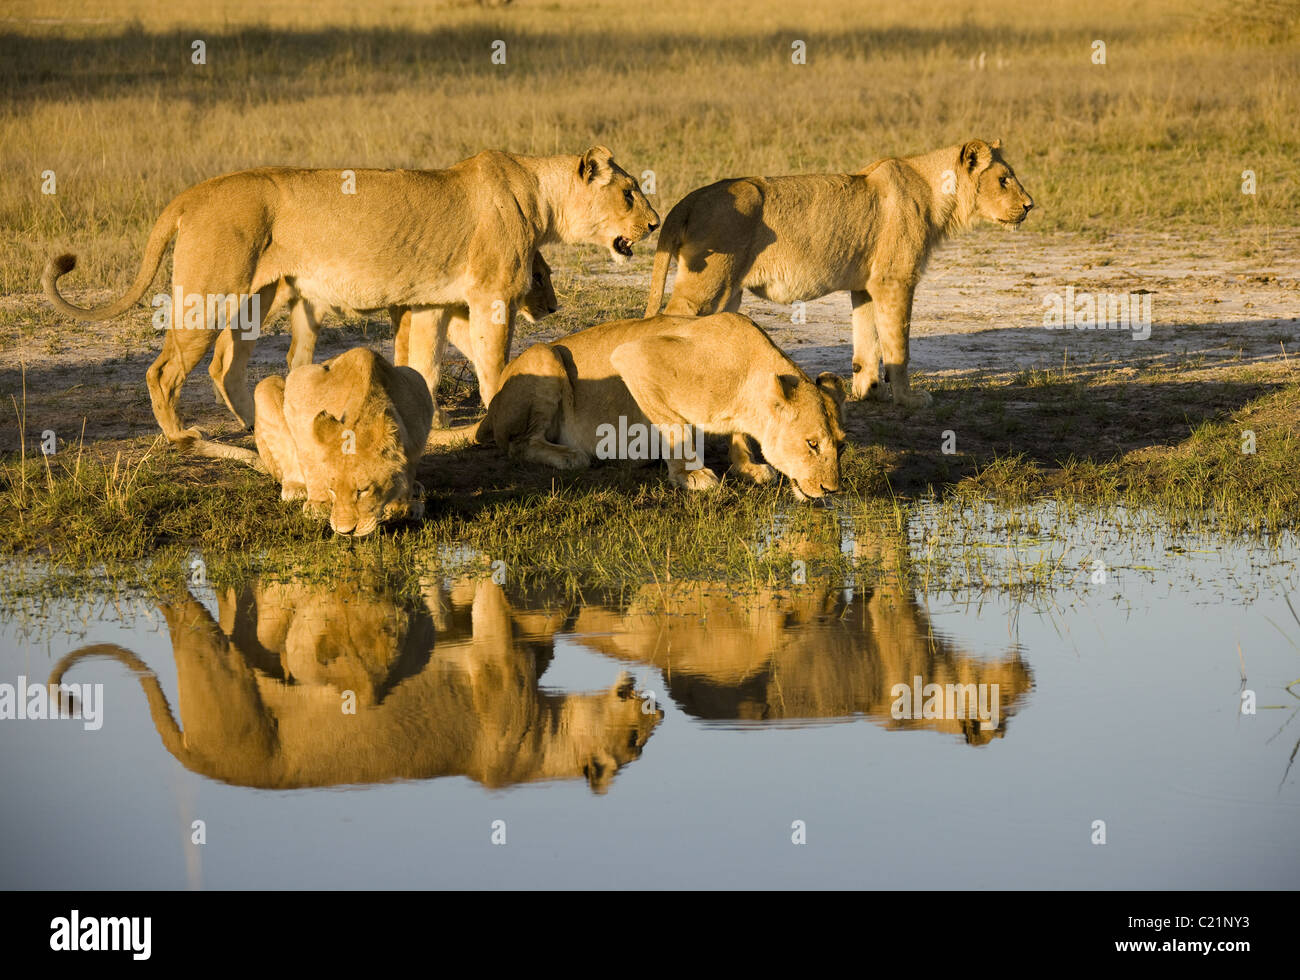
<box><xmin>1</xmin><ymin>0</ymin><xmax>1297</xmax><ymax>295</ymax></box>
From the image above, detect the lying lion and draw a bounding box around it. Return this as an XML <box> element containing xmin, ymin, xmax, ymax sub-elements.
<box><xmin>444</xmin><ymin>313</ymin><xmax>847</xmax><ymax>499</ymax></box>
<box><xmin>205</xmin><ymin>347</ymin><xmax>433</xmax><ymax>536</ymax></box>
<box><xmin>644</xmin><ymin>139</ymin><xmax>1034</xmax><ymax>407</ymax></box>
<box><xmin>43</xmin><ymin>147</ymin><xmax>657</xmax><ymax>444</ymax></box>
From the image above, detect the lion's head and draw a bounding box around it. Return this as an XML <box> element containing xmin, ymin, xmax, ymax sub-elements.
<box><xmin>518</xmin><ymin>250</ymin><xmax>559</xmax><ymax>324</ymax></box>
<box><xmin>568</xmin><ymin>145</ymin><xmax>660</xmax><ymax>264</ymax></box>
<box><xmin>761</xmin><ymin>371</ymin><xmax>847</xmax><ymax>500</ymax></box>
<box><xmin>310</xmin><ymin>409</ymin><xmax>415</xmax><ymax>537</ymax></box>
<box><xmin>962</xmin><ymin>138</ymin><xmax>1034</xmax><ymax>228</ymax></box>
<box><xmin>562</xmin><ymin>672</ymin><xmax>663</xmax><ymax>794</ymax></box>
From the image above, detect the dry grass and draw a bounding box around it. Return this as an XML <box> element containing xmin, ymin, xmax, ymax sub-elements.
<box><xmin>1</xmin><ymin>0</ymin><xmax>1298</xmax><ymax>295</ymax></box>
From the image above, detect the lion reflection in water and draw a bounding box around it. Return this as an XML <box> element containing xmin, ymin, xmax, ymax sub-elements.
<box><xmin>570</xmin><ymin>541</ymin><xmax>1033</xmax><ymax>744</ymax></box>
<box><xmin>50</xmin><ymin>577</ymin><xmax>660</xmax><ymax>793</ymax></box>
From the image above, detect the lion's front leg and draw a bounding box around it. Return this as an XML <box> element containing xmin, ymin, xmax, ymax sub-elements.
<box><xmin>849</xmin><ymin>289</ymin><xmax>887</xmax><ymax>402</ymax></box>
<box><xmin>727</xmin><ymin>434</ymin><xmax>777</xmax><ymax>484</ymax></box>
<box><xmin>868</xmin><ymin>278</ymin><xmax>931</xmax><ymax>408</ymax></box>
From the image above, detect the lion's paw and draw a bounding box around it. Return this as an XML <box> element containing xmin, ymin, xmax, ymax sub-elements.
<box><xmin>731</xmin><ymin>461</ymin><xmax>779</xmax><ymax>485</ymax></box>
<box><xmin>895</xmin><ymin>388</ymin><xmax>933</xmax><ymax>409</ymax></box>
<box><xmin>677</xmin><ymin>467</ymin><xmax>721</xmax><ymax>491</ymax></box>
<box><xmin>303</xmin><ymin>498</ymin><xmax>330</xmax><ymax>520</ymax></box>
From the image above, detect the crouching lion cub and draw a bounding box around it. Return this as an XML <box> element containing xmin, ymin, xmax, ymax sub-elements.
<box><xmin>451</xmin><ymin>313</ymin><xmax>847</xmax><ymax>499</ymax></box>
<box><xmin>645</xmin><ymin>139</ymin><xmax>1034</xmax><ymax>406</ymax></box>
<box><xmin>205</xmin><ymin>348</ymin><xmax>433</xmax><ymax>537</ymax></box>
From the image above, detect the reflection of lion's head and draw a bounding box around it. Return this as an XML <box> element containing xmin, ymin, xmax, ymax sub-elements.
<box><xmin>567</xmin><ymin>145</ymin><xmax>660</xmax><ymax>264</ymax></box>
<box><xmin>760</xmin><ymin>371</ymin><xmax>847</xmax><ymax>500</ymax></box>
<box><xmin>960</xmin><ymin>138</ymin><xmax>1034</xmax><ymax>228</ymax></box>
<box><xmin>564</xmin><ymin>672</ymin><xmax>662</xmax><ymax>794</ymax></box>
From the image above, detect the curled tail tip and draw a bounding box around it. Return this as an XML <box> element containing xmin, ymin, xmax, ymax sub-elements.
<box><xmin>47</xmin><ymin>252</ymin><xmax>76</xmax><ymax>277</ymax></box>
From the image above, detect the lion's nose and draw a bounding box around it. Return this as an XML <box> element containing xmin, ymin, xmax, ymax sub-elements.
<box><xmin>647</xmin><ymin>219</ymin><xmax>660</xmax><ymax>233</ymax></box>
<box><xmin>1023</xmin><ymin>198</ymin><xmax>1034</xmax><ymax>213</ymax></box>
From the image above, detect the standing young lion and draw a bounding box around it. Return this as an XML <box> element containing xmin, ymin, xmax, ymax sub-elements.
<box><xmin>42</xmin><ymin>147</ymin><xmax>658</xmax><ymax>445</ymax></box>
<box><xmin>644</xmin><ymin>139</ymin><xmax>1033</xmax><ymax>407</ymax></box>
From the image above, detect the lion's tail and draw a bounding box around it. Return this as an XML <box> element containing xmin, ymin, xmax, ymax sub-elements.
<box><xmin>644</xmin><ymin>195</ymin><xmax>688</xmax><ymax>317</ymax></box>
<box><xmin>188</xmin><ymin>438</ymin><xmax>267</xmax><ymax>471</ymax></box>
<box><xmin>48</xmin><ymin>644</ymin><xmax>188</xmax><ymax>763</ymax></box>
<box><xmin>424</xmin><ymin>417</ymin><xmax>487</xmax><ymax>449</ymax></box>
<box><xmin>42</xmin><ymin>194</ymin><xmax>186</xmax><ymax>321</ymax></box>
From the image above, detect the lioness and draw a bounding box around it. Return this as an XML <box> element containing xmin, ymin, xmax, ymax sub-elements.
<box><xmin>48</xmin><ymin>576</ymin><xmax>661</xmax><ymax>793</ymax></box>
<box><xmin>209</xmin><ymin>249</ymin><xmax>559</xmax><ymax>428</ymax></box>
<box><xmin>43</xmin><ymin>147</ymin><xmax>658</xmax><ymax>444</ymax></box>
<box><xmin>459</xmin><ymin>313</ymin><xmax>847</xmax><ymax>499</ymax></box>
<box><xmin>235</xmin><ymin>347</ymin><xmax>433</xmax><ymax>537</ymax></box>
<box><xmin>644</xmin><ymin>139</ymin><xmax>1034</xmax><ymax>406</ymax></box>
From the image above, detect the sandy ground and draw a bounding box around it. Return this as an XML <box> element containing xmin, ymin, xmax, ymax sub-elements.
<box><xmin>2</xmin><ymin>227</ymin><xmax>1297</xmax><ymax>456</ymax></box>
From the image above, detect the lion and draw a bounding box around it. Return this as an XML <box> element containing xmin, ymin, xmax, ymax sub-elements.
<box><xmin>42</xmin><ymin>147</ymin><xmax>658</xmax><ymax>444</ymax></box>
<box><xmin>644</xmin><ymin>138</ymin><xmax>1034</xmax><ymax>407</ymax></box>
<box><xmin>205</xmin><ymin>346</ymin><xmax>433</xmax><ymax>536</ymax></box>
<box><xmin>207</xmin><ymin>248</ymin><xmax>559</xmax><ymax>429</ymax></box>
<box><xmin>46</xmin><ymin>575</ymin><xmax>661</xmax><ymax>793</ymax></box>
<box><xmin>450</xmin><ymin>312</ymin><xmax>846</xmax><ymax>498</ymax></box>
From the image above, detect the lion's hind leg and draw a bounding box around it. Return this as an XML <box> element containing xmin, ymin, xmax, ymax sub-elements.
<box><xmin>253</xmin><ymin>376</ymin><xmax>305</xmax><ymax>501</ymax></box>
<box><xmin>491</xmin><ymin>345</ymin><xmax>590</xmax><ymax>471</ymax></box>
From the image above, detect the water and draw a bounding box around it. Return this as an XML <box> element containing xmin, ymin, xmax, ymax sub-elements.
<box><xmin>2</xmin><ymin>507</ymin><xmax>1298</xmax><ymax>889</ymax></box>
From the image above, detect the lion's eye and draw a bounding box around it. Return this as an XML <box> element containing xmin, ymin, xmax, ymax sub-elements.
<box><xmin>1000</xmin><ymin>176</ymin><xmax>1009</xmax><ymax>188</ymax></box>
<box><xmin>623</xmin><ymin>189</ymin><xmax>634</xmax><ymax>207</ymax></box>
<box><xmin>806</xmin><ymin>439</ymin><xmax>819</xmax><ymax>452</ymax></box>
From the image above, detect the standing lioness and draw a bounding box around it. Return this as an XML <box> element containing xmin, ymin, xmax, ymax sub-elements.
<box><xmin>645</xmin><ymin>139</ymin><xmax>1033</xmax><ymax>406</ymax></box>
<box><xmin>43</xmin><ymin>147</ymin><xmax>659</xmax><ymax>444</ymax></box>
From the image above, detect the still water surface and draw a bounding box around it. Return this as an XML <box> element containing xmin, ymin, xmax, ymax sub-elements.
<box><xmin>2</xmin><ymin>508</ymin><xmax>1298</xmax><ymax>888</ymax></box>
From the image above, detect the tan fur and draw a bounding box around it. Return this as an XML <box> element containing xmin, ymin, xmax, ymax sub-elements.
<box><xmin>645</xmin><ymin>139</ymin><xmax>1034</xmax><ymax>406</ymax></box>
<box><xmin>208</xmin><ymin>250</ymin><xmax>559</xmax><ymax>429</ymax></box>
<box><xmin>466</xmin><ymin>312</ymin><xmax>847</xmax><ymax>498</ymax></box>
<box><xmin>252</xmin><ymin>347</ymin><xmax>434</xmax><ymax>537</ymax></box>
<box><xmin>43</xmin><ymin>147</ymin><xmax>657</xmax><ymax>444</ymax></box>
<box><xmin>47</xmin><ymin>576</ymin><xmax>661</xmax><ymax>793</ymax></box>
<box><xmin>568</xmin><ymin>529</ymin><xmax>1032</xmax><ymax>743</ymax></box>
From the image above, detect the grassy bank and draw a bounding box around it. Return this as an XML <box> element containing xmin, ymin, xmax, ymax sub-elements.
<box><xmin>5</xmin><ymin>365</ymin><xmax>1300</xmax><ymax>599</ymax></box>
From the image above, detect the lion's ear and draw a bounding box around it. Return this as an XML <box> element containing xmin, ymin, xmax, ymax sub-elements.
<box><xmin>578</xmin><ymin>145</ymin><xmax>615</xmax><ymax>184</ymax></box>
<box><xmin>312</xmin><ymin>410</ymin><xmax>344</xmax><ymax>447</ymax></box>
<box><xmin>990</xmin><ymin>138</ymin><xmax>1003</xmax><ymax>151</ymax></box>
<box><xmin>772</xmin><ymin>373</ymin><xmax>801</xmax><ymax>405</ymax></box>
<box><xmin>816</xmin><ymin>371</ymin><xmax>848</xmax><ymax>411</ymax></box>
<box><xmin>961</xmin><ymin>139</ymin><xmax>991</xmax><ymax>173</ymax></box>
